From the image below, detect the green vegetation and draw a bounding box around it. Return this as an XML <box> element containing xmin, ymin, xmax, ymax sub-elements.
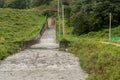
<box><xmin>0</xmin><ymin>0</ymin><xmax>120</xmax><ymax>79</ymax></box>
<box><xmin>69</xmin><ymin>38</ymin><xmax>120</xmax><ymax>80</ymax></box>
<box><xmin>0</xmin><ymin>8</ymin><xmax>46</xmax><ymax>59</ymax></box>
<box><xmin>0</xmin><ymin>42</ymin><xmax>19</xmax><ymax>60</ymax></box>
<box><xmin>56</xmin><ymin>19</ymin><xmax>120</xmax><ymax>79</ymax></box>
<box><xmin>56</xmin><ymin>18</ymin><xmax>120</xmax><ymax>79</ymax></box>
<box><xmin>0</xmin><ymin>0</ymin><xmax>54</xmax><ymax>9</ymax></box>
<box><xmin>60</xmin><ymin>0</ymin><xmax>120</xmax><ymax>35</ymax></box>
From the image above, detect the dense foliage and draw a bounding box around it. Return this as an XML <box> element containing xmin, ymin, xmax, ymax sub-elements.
<box><xmin>0</xmin><ymin>8</ymin><xmax>45</xmax><ymax>59</ymax></box>
<box><xmin>0</xmin><ymin>0</ymin><xmax>53</xmax><ymax>9</ymax></box>
<box><xmin>64</xmin><ymin>0</ymin><xmax>120</xmax><ymax>35</ymax></box>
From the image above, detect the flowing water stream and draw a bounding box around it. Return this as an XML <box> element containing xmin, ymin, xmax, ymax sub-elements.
<box><xmin>0</xmin><ymin>18</ymin><xmax>88</xmax><ymax>80</ymax></box>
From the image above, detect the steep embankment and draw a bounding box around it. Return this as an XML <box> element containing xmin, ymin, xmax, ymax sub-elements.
<box><xmin>0</xmin><ymin>8</ymin><xmax>45</xmax><ymax>60</ymax></box>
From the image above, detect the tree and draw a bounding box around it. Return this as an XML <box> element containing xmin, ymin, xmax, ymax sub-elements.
<box><xmin>0</xmin><ymin>0</ymin><xmax>53</xmax><ymax>9</ymax></box>
<box><xmin>0</xmin><ymin>0</ymin><xmax>4</xmax><ymax>8</ymax></box>
<box><xmin>70</xmin><ymin>0</ymin><xmax>120</xmax><ymax>35</ymax></box>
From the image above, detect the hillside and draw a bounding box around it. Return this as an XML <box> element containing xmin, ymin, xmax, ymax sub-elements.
<box><xmin>56</xmin><ymin>18</ymin><xmax>120</xmax><ymax>80</ymax></box>
<box><xmin>0</xmin><ymin>0</ymin><xmax>120</xmax><ymax>80</ymax></box>
<box><xmin>55</xmin><ymin>17</ymin><xmax>120</xmax><ymax>79</ymax></box>
<box><xmin>0</xmin><ymin>8</ymin><xmax>46</xmax><ymax>59</ymax></box>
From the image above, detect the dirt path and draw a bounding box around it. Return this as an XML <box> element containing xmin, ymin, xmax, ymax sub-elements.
<box><xmin>0</xmin><ymin>20</ymin><xmax>88</xmax><ymax>80</ymax></box>
<box><xmin>101</xmin><ymin>42</ymin><xmax>120</xmax><ymax>47</ymax></box>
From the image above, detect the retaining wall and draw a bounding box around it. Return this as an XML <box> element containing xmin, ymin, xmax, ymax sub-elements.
<box><xmin>19</xmin><ymin>19</ymin><xmax>48</xmax><ymax>50</ymax></box>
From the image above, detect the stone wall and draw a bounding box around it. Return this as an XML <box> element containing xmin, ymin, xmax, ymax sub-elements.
<box><xmin>19</xmin><ymin>19</ymin><xmax>48</xmax><ymax>50</ymax></box>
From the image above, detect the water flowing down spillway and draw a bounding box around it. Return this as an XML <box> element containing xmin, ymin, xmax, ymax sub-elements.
<box><xmin>0</xmin><ymin>18</ymin><xmax>88</xmax><ymax>80</ymax></box>
<box><xmin>31</xmin><ymin>25</ymin><xmax>59</xmax><ymax>49</ymax></box>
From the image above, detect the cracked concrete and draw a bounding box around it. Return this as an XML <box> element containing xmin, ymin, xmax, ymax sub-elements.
<box><xmin>0</xmin><ymin>24</ymin><xmax>88</xmax><ymax>80</ymax></box>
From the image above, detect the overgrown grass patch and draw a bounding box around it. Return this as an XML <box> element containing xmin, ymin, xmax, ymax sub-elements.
<box><xmin>0</xmin><ymin>8</ymin><xmax>46</xmax><ymax>60</ymax></box>
<box><xmin>80</xmin><ymin>25</ymin><xmax>120</xmax><ymax>42</ymax></box>
<box><xmin>56</xmin><ymin>19</ymin><xmax>120</xmax><ymax>80</ymax></box>
<box><xmin>56</xmin><ymin>24</ymin><xmax>120</xmax><ymax>79</ymax></box>
<box><xmin>0</xmin><ymin>42</ymin><xmax>19</xmax><ymax>60</ymax></box>
<box><xmin>68</xmin><ymin>38</ymin><xmax>120</xmax><ymax>80</ymax></box>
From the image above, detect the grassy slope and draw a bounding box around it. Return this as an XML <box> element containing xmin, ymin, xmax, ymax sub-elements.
<box><xmin>0</xmin><ymin>8</ymin><xmax>46</xmax><ymax>60</ymax></box>
<box><xmin>57</xmin><ymin>20</ymin><xmax>120</xmax><ymax>80</ymax></box>
<box><xmin>69</xmin><ymin>38</ymin><xmax>120</xmax><ymax>80</ymax></box>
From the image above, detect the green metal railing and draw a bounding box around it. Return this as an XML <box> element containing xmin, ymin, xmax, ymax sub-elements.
<box><xmin>109</xmin><ymin>36</ymin><xmax>120</xmax><ymax>41</ymax></box>
<box><xmin>38</xmin><ymin>16</ymin><xmax>47</xmax><ymax>32</ymax></box>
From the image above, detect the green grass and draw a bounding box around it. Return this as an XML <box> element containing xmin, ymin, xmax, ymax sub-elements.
<box><xmin>56</xmin><ymin>19</ymin><xmax>120</xmax><ymax>80</ymax></box>
<box><xmin>0</xmin><ymin>8</ymin><xmax>46</xmax><ymax>42</ymax></box>
<box><xmin>0</xmin><ymin>8</ymin><xmax>46</xmax><ymax>60</ymax></box>
<box><xmin>80</xmin><ymin>26</ymin><xmax>120</xmax><ymax>41</ymax></box>
<box><xmin>56</xmin><ymin>19</ymin><xmax>79</xmax><ymax>42</ymax></box>
<box><xmin>68</xmin><ymin>38</ymin><xmax>120</xmax><ymax>80</ymax></box>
